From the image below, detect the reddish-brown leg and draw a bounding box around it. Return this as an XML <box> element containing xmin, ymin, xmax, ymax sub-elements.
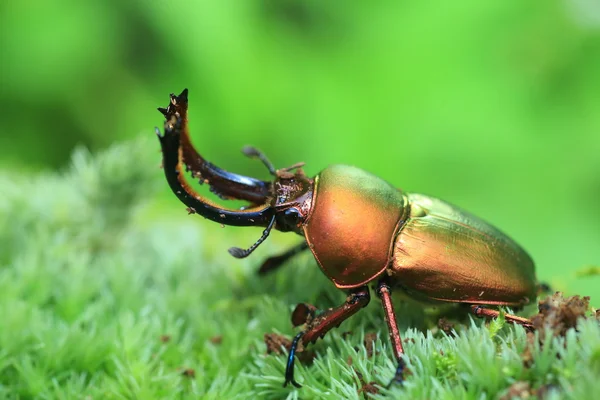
<box><xmin>376</xmin><ymin>280</ymin><xmax>406</xmax><ymax>386</ymax></box>
<box><xmin>470</xmin><ymin>305</ymin><xmax>534</xmax><ymax>331</ymax></box>
<box><xmin>284</xmin><ymin>286</ymin><xmax>370</xmax><ymax>388</ymax></box>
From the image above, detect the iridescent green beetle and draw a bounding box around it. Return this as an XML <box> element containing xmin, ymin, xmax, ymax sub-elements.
<box><xmin>156</xmin><ymin>89</ymin><xmax>537</xmax><ymax>387</ymax></box>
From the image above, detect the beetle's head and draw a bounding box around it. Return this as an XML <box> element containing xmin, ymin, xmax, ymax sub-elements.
<box><xmin>156</xmin><ymin>89</ymin><xmax>314</xmax><ymax>257</ymax></box>
<box><xmin>271</xmin><ymin>166</ymin><xmax>314</xmax><ymax>233</ymax></box>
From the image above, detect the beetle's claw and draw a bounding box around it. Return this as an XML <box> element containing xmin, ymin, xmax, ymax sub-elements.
<box><xmin>283</xmin><ymin>331</ymin><xmax>305</xmax><ymax>389</ymax></box>
<box><xmin>283</xmin><ymin>378</ymin><xmax>302</xmax><ymax>389</ymax></box>
<box><xmin>386</xmin><ymin>361</ymin><xmax>406</xmax><ymax>388</ymax></box>
<box><xmin>155</xmin><ymin>126</ymin><xmax>164</xmax><ymax>139</ymax></box>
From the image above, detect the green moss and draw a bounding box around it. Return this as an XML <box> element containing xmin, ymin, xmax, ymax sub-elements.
<box><xmin>0</xmin><ymin>139</ymin><xmax>598</xmax><ymax>399</ymax></box>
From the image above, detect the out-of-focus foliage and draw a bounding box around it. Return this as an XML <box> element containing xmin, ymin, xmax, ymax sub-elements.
<box><xmin>1</xmin><ymin>1</ymin><xmax>599</xmax><ymax>293</ymax></box>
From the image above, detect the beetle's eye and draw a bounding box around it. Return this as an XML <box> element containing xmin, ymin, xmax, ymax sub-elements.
<box><xmin>284</xmin><ymin>208</ymin><xmax>301</xmax><ymax>225</ymax></box>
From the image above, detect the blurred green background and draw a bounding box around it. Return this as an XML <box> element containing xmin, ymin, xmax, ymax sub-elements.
<box><xmin>1</xmin><ymin>0</ymin><xmax>598</xmax><ymax>297</ymax></box>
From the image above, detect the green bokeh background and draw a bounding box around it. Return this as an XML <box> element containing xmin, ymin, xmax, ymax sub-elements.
<box><xmin>1</xmin><ymin>0</ymin><xmax>598</xmax><ymax>297</ymax></box>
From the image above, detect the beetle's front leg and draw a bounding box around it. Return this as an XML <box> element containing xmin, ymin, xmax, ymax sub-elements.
<box><xmin>283</xmin><ymin>286</ymin><xmax>370</xmax><ymax>388</ymax></box>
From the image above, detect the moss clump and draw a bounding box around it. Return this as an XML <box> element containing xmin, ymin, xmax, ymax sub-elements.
<box><xmin>0</xmin><ymin>139</ymin><xmax>598</xmax><ymax>399</ymax></box>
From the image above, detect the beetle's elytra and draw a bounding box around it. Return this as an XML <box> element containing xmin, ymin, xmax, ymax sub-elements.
<box><xmin>156</xmin><ymin>89</ymin><xmax>537</xmax><ymax>387</ymax></box>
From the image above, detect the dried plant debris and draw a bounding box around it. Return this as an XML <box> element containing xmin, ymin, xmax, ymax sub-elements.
<box><xmin>354</xmin><ymin>369</ymin><xmax>379</xmax><ymax>399</ymax></box>
<box><xmin>499</xmin><ymin>381</ymin><xmax>558</xmax><ymax>400</ymax></box>
<box><xmin>531</xmin><ymin>292</ymin><xmax>592</xmax><ymax>341</ymax></box>
<box><xmin>264</xmin><ymin>333</ymin><xmax>293</xmax><ymax>355</ymax></box>
<box><xmin>209</xmin><ymin>335</ymin><xmax>223</xmax><ymax>345</ymax></box>
<box><xmin>499</xmin><ymin>381</ymin><xmax>531</xmax><ymax>400</ymax></box>
<box><xmin>263</xmin><ymin>332</ymin><xmax>315</xmax><ymax>364</ymax></box>
<box><xmin>159</xmin><ymin>334</ymin><xmax>171</xmax><ymax>343</ymax></box>
<box><xmin>521</xmin><ymin>334</ymin><xmax>535</xmax><ymax>369</ymax></box>
<box><xmin>437</xmin><ymin>317</ymin><xmax>456</xmax><ymax>337</ymax></box>
<box><xmin>181</xmin><ymin>368</ymin><xmax>196</xmax><ymax>378</ymax></box>
<box><xmin>341</xmin><ymin>331</ymin><xmax>353</xmax><ymax>340</ymax></box>
<box><xmin>522</xmin><ymin>292</ymin><xmax>596</xmax><ymax>368</ymax></box>
<box><xmin>363</xmin><ymin>332</ymin><xmax>378</xmax><ymax>358</ymax></box>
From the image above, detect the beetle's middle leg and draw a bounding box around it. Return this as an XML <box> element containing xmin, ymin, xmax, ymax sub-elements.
<box><xmin>258</xmin><ymin>242</ymin><xmax>309</xmax><ymax>275</ymax></box>
<box><xmin>375</xmin><ymin>279</ymin><xmax>406</xmax><ymax>386</ymax></box>
<box><xmin>470</xmin><ymin>305</ymin><xmax>534</xmax><ymax>331</ymax></box>
<box><xmin>283</xmin><ymin>286</ymin><xmax>370</xmax><ymax>388</ymax></box>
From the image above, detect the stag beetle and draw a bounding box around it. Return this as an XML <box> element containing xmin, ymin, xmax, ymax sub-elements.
<box><xmin>155</xmin><ymin>89</ymin><xmax>536</xmax><ymax>387</ymax></box>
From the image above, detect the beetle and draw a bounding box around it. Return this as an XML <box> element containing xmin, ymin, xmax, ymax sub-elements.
<box><xmin>156</xmin><ymin>89</ymin><xmax>537</xmax><ymax>387</ymax></box>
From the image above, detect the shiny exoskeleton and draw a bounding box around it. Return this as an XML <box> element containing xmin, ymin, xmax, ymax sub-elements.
<box><xmin>156</xmin><ymin>89</ymin><xmax>537</xmax><ymax>388</ymax></box>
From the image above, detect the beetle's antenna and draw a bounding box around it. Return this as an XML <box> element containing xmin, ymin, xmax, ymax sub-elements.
<box><xmin>279</xmin><ymin>162</ymin><xmax>306</xmax><ymax>172</ymax></box>
<box><xmin>242</xmin><ymin>146</ymin><xmax>276</xmax><ymax>176</ymax></box>
<box><xmin>228</xmin><ymin>214</ymin><xmax>277</xmax><ymax>258</ymax></box>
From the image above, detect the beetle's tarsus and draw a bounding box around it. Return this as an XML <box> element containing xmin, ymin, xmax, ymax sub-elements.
<box><xmin>283</xmin><ymin>375</ymin><xmax>302</xmax><ymax>389</ymax></box>
<box><xmin>157</xmin><ymin>107</ymin><xmax>168</xmax><ymax>117</ymax></box>
<box><xmin>283</xmin><ymin>331</ymin><xmax>305</xmax><ymax>389</ymax></box>
<box><xmin>386</xmin><ymin>360</ymin><xmax>406</xmax><ymax>388</ymax></box>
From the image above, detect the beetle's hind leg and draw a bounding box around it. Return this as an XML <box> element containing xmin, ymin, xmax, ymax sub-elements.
<box><xmin>283</xmin><ymin>286</ymin><xmax>370</xmax><ymax>388</ymax></box>
<box><xmin>470</xmin><ymin>305</ymin><xmax>534</xmax><ymax>331</ymax></box>
<box><xmin>258</xmin><ymin>242</ymin><xmax>309</xmax><ymax>275</ymax></box>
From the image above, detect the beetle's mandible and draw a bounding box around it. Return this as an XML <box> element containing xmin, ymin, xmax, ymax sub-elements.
<box><xmin>156</xmin><ymin>89</ymin><xmax>537</xmax><ymax>387</ymax></box>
